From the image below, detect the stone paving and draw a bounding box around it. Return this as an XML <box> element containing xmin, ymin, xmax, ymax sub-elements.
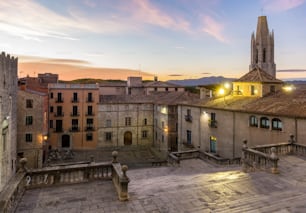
<box><xmin>16</xmin><ymin>156</ymin><xmax>306</xmax><ymax>213</ymax></box>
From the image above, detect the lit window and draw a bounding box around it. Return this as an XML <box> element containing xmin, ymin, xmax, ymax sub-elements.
<box><xmin>272</xmin><ymin>118</ymin><xmax>282</xmax><ymax>131</ymax></box>
<box><xmin>260</xmin><ymin>117</ymin><xmax>270</xmax><ymax>129</ymax></box>
<box><xmin>249</xmin><ymin>115</ymin><xmax>258</xmax><ymax>127</ymax></box>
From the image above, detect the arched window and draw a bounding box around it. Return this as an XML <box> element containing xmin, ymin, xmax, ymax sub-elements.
<box><xmin>249</xmin><ymin>115</ymin><xmax>258</xmax><ymax>127</ymax></box>
<box><xmin>263</xmin><ymin>48</ymin><xmax>266</xmax><ymax>63</ymax></box>
<box><xmin>272</xmin><ymin>118</ymin><xmax>282</xmax><ymax>131</ymax></box>
<box><xmin>260</xmin><ymin>117</ymin><xmax>270</xmax><ymax>129</ymax></box>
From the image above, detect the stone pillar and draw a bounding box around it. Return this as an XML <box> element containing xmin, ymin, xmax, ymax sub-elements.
<box><xmin>119</xmin><ymin>165</ymin><xmax>130</xmax><ymax>201</ymax></box>
<box><xmin>241</xmin><ymin>140</ymin><xmax>248</xmax><ymax>172</ymax></box>
<box><xmin>112</xmin><ymin>151</ymin><xmax>118</xmax><ymax>163</ymax></box>
<box><xmin>19</xmin><ymin>158</ymin><xmax>28</xmax><ymax>173</ymax></box>
<box><xmin>270</xmin><ymin>147</ymin><xmax>279</xmax><ymax>174</ymax></box>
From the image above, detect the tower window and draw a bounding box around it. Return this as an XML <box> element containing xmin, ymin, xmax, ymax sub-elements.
<box><xmin>263</xmin><ymin>48</ymin><xmax>266</xmax><ymax>63</ymax></box>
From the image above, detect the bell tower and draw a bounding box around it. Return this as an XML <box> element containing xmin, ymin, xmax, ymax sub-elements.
<box><xmin>250</xmin><ymin>16</ymin><xmax>276</xmax><ymax>77</ymax></box>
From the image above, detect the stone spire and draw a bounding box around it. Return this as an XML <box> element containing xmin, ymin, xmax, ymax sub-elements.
<box><xmin>249</xmin><ymin>16</ymin><xmax>276</xmax><ymax>77</ymax></box>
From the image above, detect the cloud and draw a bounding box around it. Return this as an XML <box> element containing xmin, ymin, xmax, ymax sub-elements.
<box><xmin>277</xmin><ymin>69</ymin><xmax>306</xmax><ymax>72</ymax></box>
<box><xmin>168</xmin><ymin>74</ymin><xmax>183</xmax><ymax>77</ymax></box>
<box><xmin>262</xmin><ymin>0</ymin><xmax>305</xmax><ymax>12</ymax></box>
<box><xmin>201</xmin><ymin>15</ymin><xmax>227</xmax><ymax>43</ymax></box>
<box><xmin>201</xmin><ymin>72</ymin><xmax>212</xmax><ymax>75</ymax></box>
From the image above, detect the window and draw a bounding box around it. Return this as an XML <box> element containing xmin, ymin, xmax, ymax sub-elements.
<box><xmin>56</xmin><ymin>106</ymin><xmax>63</xmax><ymax>116</ymax></box>
<box><xmin>125</xmin><ymin>117</ymin><xmax>131</xmax><ymax>126</ymax></box>
<box><xmin>187</xmin><ymin>130</ymin><xmax>192</xmax><ymax>144</ymax></box>
<box><xmin>71</xmin><ymin>119</ymin><xmax>78</xmax><ymax>131</ymax></box>
<box><xmin>49</xmin><ymin>120</ymin><xmax>53</xmax><ymax>128</ymax></box>
<box><xmin>57</xmin><ymin>92</ymin><xmax>63</xmax><ymax>102</ymax></box>
<box><xmin>209</xmin><ymin>112</ymin><xmax>217</xmax><ymax>128</ymax></box>
<box><xmin>26</xmin><ymin>99</ymin><xmax>33</xmax><ymax>108</ymax></box>
<box><xmin>72</xmin><ymin>106</ymin><xmax>78</xmax><ymax>116</ymax></box>
<box><xmin>86</xmin><ymin>118</ymin><xmax>94</xmax><ymax>131</ymax></box>
<box><xmin>106</xmin><ymin>119</ymin><xmax>112</xmax><ymax>127</ymax></box>
<box><xmin>87</xmin><ymin>92</ymin><xmax>93</xmax><ymax>102</ymax></box>
<box><xmin>154</xmin><ymin>87</ymin><xmax>157</xmax><ymax>91</ymax></box>
<box><xmin>270</xmin><ymin>86</ymin><xmax>275</xmax><ymax>93</ymax></box>
<box><xmin>105</xmin><ymin>132</ymin><xmax>112</xmax><ymax>141</ymax></box>
<box><xmin>165</xmin><ymin>87</ymin><xmax>168</xmax><ymax>91</ymax></box>
<box><xmin>162</xmin><ymin>135</ymin><xmax>164</xmax><ymax>143</ymax></box>
<box><xmin>263</xmin><ymin>48</ymin><xmax>266</xmax><ymax>63</ymax></box>
<box><xmin>72</xmin><ymin>92</ymin><xmax>78</xmax><ymax>102</ymax></box>
<box><xmin>87</xmin><ymin>106</ymin><xmax>93</xmax><ymax>115</ymax></box>
<box><xmin>56</xmin><ymin>120</ymin><xmax>63</xmax><ymax>132</ymax></box>
<box><xmin>50</xmin><ymin>92</ymin><xmax>53</xmax><ymax>99</ymax></box>
<box><xmin>175</xmin><ymin>88</ymin><xmax>178</xmax><ymax>91</ymax></box>
<box><xmin>251</xmin><ymin>85</ymin><xmax>255</xmax><ymax>95</ymax></box>
<box><xmin>260</xmin><ymin>117</ymin><xmax>270</xmax><ymax>129</ymax></box>
<box><xmin>144</xmin><ymin>118</ymin><xmax>147</xmax><ymax>125</ymax></box>
<box><xmin>25</xmin><ymin>133</ymin><xmax>32</xmax><ymax>142</ymax></box>
<box><xmin>272</xmin><ymin>118</ymin><xmax>282</xmax><ymax>131</ymax></box>
<box><xmin>50</xmin><ymin>106</ymin><xmax>53</xmax><ymax>113</ymax></box>
<box><xmin>25</xmin><ymin>116</ymin><xmax>33</xmax><ymax>125</ymax></box>
<box><xmin>142</xmin><ymin>130</ymin><xmax>148</xmax><ymax>138</ymax></box>
<box><xmin>86</xmin><ymin>133</ymin><xmax>93</xmax><ymax>141</ymax></box>
<box><xmin>249</xmin><ymin>115</ymin><xmax>258</xmax><ymax>127</ymax></box>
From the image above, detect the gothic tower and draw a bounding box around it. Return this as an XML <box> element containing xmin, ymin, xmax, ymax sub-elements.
<box><xmin>250</xmin><ymin>16</ymin><xmax>276</xmax><ymax>77</ymax></box>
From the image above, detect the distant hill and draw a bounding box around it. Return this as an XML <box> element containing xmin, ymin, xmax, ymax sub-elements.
<box><xmin>167</xmin><ymin>76</ymin><xmax>236</xmax><ymax>86</ymax></box>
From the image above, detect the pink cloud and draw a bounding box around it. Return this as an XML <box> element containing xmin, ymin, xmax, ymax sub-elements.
<box><xmin>201</xmin><ymin>15</ymin><xmax>227</xmax><ymax>43</ymax></box>
<box><xmin>262</xmin><ymin>0</ymin><xmax>305</xmax><ymax>12</ymax></box>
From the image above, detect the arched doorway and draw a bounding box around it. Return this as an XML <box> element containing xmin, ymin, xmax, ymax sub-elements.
<box><xmin>62</xmin><ymin>134</ymin><xmax>70</xmax><ymax>148</ymax></box>
<box><xmin>124</xmin><ymin>131</ymin><xmax>132</xmax><ymax>145</ymax></box>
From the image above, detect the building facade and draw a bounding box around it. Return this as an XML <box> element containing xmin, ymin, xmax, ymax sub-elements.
<box><xmin>0</xmin><ymin>52</ymin><xmax>18</xmax><ymax>191</ymax></box>
<box><xmin>48</xmin><ymin>84</ymin><xmax>99</xmax><ymax>150</ymax></box>
<box><xmin>17</xmin><ymin>89</ymin><xmax>47</xmax><ymax>169</ymax></box>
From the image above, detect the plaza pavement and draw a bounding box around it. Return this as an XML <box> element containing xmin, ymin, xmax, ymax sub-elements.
<box><xmin>16</xmin><ymin>156</ymin><xmax>306</xmax><ymax>213</ymax></box>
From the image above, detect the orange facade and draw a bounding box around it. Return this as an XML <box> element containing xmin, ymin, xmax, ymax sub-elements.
<box><xmin>48</xmin><ymin>84</ymin><xmax>99</xmax><ymax>150</ymax></box>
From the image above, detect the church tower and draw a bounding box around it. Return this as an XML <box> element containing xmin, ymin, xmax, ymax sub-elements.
<box><xmin>250</xmin><ymin>16</ymin><xmax>276</xmax><ymax>77</ymax></box>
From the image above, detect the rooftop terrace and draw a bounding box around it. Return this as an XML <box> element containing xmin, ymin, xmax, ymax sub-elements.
<box><xmin>16</xmin><ymin>156</ymin><xmax>306</xmax><ymax>213</ymax></box>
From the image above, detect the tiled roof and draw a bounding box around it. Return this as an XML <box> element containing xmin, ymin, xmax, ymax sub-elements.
<box><xmin>99</xmin><ymin>92</ymin><xmax>199</xmax><ymax>105</ymax></box>
<box><xmin>235</xmin><ymin>67</ymin><xmax>283</xmax><ymax>83</ymax></box>
<box><xmin>144</xmin><ymin>81</ymin><xmax>183</xmax><ymax>88</ymax></box>
<box><xmin>192</xmin><ymin>84</ymin><xmax>306</xmax><ymax>117</ymax></box>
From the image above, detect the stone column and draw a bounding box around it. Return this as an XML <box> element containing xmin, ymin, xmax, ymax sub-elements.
<box><xmin>270</xmin><ymin>147</ymin><xmax>279</xmax><ymax>174</ymax></box>
<box><xmin>241</xmin><ymin>140</ymin><xmax>248</xmax><ymax>172</ymax></box>
<box><xmin>119</xmin><ymin>165</ymin><xmax>130</xmax><ymax>201</ymax></box>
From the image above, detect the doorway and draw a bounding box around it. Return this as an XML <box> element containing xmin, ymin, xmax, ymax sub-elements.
<box><xmin>210</xmin><ymin>136</ymin><xmax>217</xmax><ymax>153</ymax></box>
<box><xmin>124</xmin><ymin>131</ymin><xmax>132</xmax><ymax>145</ymax></box>
<box><xmin>62</xmin><ymin>134</ymin><xmax>70</xmax><ymax>148</ymax></box>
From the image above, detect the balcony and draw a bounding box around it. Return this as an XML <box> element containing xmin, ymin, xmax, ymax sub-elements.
<box><xmin>54</xmin><ymin>112</ymin><xmax>64</xmax><ymax>117</ymax></box>
<box><xmin>86</xmin><ymin>112</ymin><xmax>95</xmax><ymax>116</ymax></box>
<box><xmin>209</xmin><ymin>120</ymin><xmax>217</xmax><ymax>128</ymax></box>
<box><xmin>55</xmin><ymin>98</ymin><xmax>64</xmax><ymax>103</ymax></box>
<box><xmin>69</xmin><ymin>126</ymin><xmax>80</xmax><ymax>132</ymax></box>
<box><xmin>54</xmin><ymin>128</ymin><xmax>63</xmax><ymax>133</ymax></box>
<box><xmin>185</xmin><ymin>114</ymin><xmax>192</xmax><ymax>122</ymax></box>
<box><xmin>86</xmin><ymin>98</ymin><xmax>94</xmax><ymax>103</ymax></box>
<box><xmin>71</xmin><ymin>98</ymin><xmax>79</xmax><ymax>103</ymax></box>
<box><xmin>85</xmin><ymin>125</ymin><xmax>95</xmax><ymax>131</ymax></box>
<box><xmin>70</xmin><ymin>112</ymin><xmax>80</xmax><ymax>117</ymax></box>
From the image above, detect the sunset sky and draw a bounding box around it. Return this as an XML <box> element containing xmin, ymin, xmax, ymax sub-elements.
<box><xmin>1</xmin><ymin>0</ymin><xmax>306</xmax><ymax>81</ymax></box>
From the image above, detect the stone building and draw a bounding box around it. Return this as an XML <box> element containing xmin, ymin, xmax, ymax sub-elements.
<box><xmin>17</xmin><ymin>89</ymin><xmax>48</xmax><ymax>169</ymax></box>
<box><xmin>0</xmin><ymin>52</ymin><xmax>18</xmax><ymax>191</ymax></box>
<box><xmin>98</xmin><ymin>95</ymin><xmax>154</xmax><ymax>148</ymax></box>
<box><xmin>48</xmin><ymin>84</ymin><xmax>99</xmax><ymax>150</ymax></box>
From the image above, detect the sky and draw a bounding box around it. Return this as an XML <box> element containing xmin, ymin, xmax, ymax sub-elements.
<box><xmin>1</xmin><ymin>0</ymin><xmax>306</xmax><ymax>81</ymax></box>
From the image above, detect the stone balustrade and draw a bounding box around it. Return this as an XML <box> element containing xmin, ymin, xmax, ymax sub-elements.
<box><xmin>242</xmin><ymin>140</ymin><xmax>279</xmax><ymax>174</ymax></box>
<box><xmin>0</xmin><ymin>151</ymin><xmax>129</xmax><ymax>213</ymax></box>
